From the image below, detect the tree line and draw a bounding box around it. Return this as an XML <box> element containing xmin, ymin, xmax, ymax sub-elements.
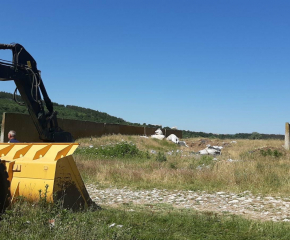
<box><xmin>0</xmin><ymin>91</ymin><xmax>155</xmax><ymax>127</ymax></box>
<box><xmin>0</xmin><ymin>91</ymin><xmax>284</xmax><ymax>140</ymax></box>
<box><xmin>182</xmin><ymin>130</ymin><xmax>284</xmax><ymax>140</ymax></box>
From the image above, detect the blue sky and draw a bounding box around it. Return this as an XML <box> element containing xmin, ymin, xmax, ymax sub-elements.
<box><xmin>1</xmin><ymin>0</ymin><xmax>289</xmax><ymax>134</ymax></box>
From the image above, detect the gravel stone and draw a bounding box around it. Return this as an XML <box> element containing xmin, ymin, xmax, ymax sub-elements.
<box><xmin>87</xmin><ymin>184</ymin><xmax>289</xmax><ymax>222</ymax></box>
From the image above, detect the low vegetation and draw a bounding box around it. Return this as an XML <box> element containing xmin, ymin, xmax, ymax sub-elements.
<box><xmin>75</xmin><ymin>135</ymin><xmax>290</xmax><ymax>196</ymax></box>
<box><xmin>2</xmin><ymin>135</ymin><xmax>290</xmax><ymax>238</ymax></box>
<box><xmin>2</xmin><ymin>199</ymin><xmax>290</xmax><ymax>239</ymax></box>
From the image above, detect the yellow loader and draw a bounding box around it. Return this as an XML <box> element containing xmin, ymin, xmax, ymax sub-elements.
<box><xmin>0</xmin><ymin>44</ymin><xmax>92</xmax><ymax>212</ymax></box>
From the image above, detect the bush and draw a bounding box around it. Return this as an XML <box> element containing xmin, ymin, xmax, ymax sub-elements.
<box><xmin>198</xmin><ymin>155</ymin><xmax>214</xmax><ymax>166</ymax></box>
<box><xmin>75</xmin><ymin>141</ymin><xmax>142</xmax><ymax>159</ymax></box>
<box><xmin>155</xmin><ymin>152</ymin><xmax>167</xmax><ymax>162</ymax></box>
<box><xmin>250</xmin><ymin>132</ymin><xmax>262</xmax><ymax>140</ymax></box>
<box><xmin>260</xmin><ymin>149</ymin><xmax>283</xmax><ymax>158</ymax></box>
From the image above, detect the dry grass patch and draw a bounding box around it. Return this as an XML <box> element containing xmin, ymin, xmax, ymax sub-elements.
<box><xmin>77</xmin><ymin>134</ymin><xmax>180</xmax><ymax>152</ymax></box>
<box><xmin>75</xmin><ymin>135</ymin><xmax>290</xmax><ymax>196</ymax></box>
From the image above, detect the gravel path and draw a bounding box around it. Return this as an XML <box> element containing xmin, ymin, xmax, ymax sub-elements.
<box><xmin>87</xmin><ymin>184</ymin><xmax>290</xmax><ymax>222</ymax></box>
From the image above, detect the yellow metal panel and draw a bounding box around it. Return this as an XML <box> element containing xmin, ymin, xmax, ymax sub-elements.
<box><xmin>0</xmin><ymin>145</ymin><xmax>15</xmax><ymax>157</ymax></box>
<box><xmin>0</xmin><ymin>143</ymin><xmax>91</xmax><ymax>209</ymax></box>
<box><xmin>36</xmin><ymin>143</ymin><xmax>78</xmax><ymax>161</ymax></box>
<box><xmin>54</xmin><ymin>155</ymin><xmax>92</xmax><ymax>209</ymax></box>
<box><xmin>10</xmin><ymin>178</ymin><xmax>54</xmax><ymax>202</ymax></box>
<box><xmin>67</xmin><ymin>144</ymin><xmax>79</xmax><ymax>156</ymax></box>
<box><xmin>19</xmin><ymin>144</ymin><xmax>51</xmax><ymax>160</ymax></box>
<box><xmin>33</xmin><ymin>144</ymin><xmax>52</xmax><ymax>160</ymax></box>
<box><xmin>0</xmin><ymin>144</ymin><xmax>11</xmax><ymax>151</ymax></box>
<box><xmin>12</xmin><ymin>161</ymin><xmax>56</xmax><ymax>179</ymax></box>
<box><xmin>55</xmin><ymin>144</ymin><xmax>74</xmax><ymax>161</ymax></box>
<box><xmin>11</xmin><ymin>182</ymin><xmax>19</xmax><ymax>203</ymax></box>
<box><xmin>0</xmin><ymin>143</ymin><xmax>79</xmax><ymax>162</ymax></box>
<box><xmin>13</xmin><ymin>144</ymin><xmax>33</xmax><ymax>159</ymax></box>
<box><xmin>1</xmin><ymin>144</ymin><xmax>30</xmax><ymax>160</ymax></box>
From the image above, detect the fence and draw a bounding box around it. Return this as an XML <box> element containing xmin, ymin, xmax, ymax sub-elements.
<box><xmin>0</xmin><ymin>112</ymin><xmax>182</xmax><ymax>142</ymax></box>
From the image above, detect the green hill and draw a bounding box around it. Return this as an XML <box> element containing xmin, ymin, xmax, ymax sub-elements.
<box><xmin>0</xmin><ymin>91</ymin><xmax>137</xmax><ymax>126</ymax></box>
<box><xmin>0</xmin><ymin>91</ymin><xmax>284</xmax><ymax>140</ymax></box>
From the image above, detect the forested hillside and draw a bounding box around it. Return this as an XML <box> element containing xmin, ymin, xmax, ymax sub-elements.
<box><xmin>0</xmin><ymin>91</ymin><xmax>136</xmax><ymax>126</ymax></box>
<box><xmin>0</xmin><ymin>91</ymin><xmax>284</xmax><ymax>139</ymax></box>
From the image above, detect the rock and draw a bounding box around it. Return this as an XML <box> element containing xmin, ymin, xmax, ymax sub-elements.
<box><xmin>227</xmin><ymin>159</ymin><xmax>239</xmax><ymax>162</ymax></box>
<box><xmin>109</xmin><ymin>223</ymin><xmax>116</xmax><ymax>228</ymax></box>
<box><xmin>237</xmin><ymin>197</ymin><xmax>245</xmax><ymax>200</ymax></box>
<box><xmin>199</xmin><ymin>147</ymin><xmax>221</xmax><ymax>155</ymax></box>
<box><xmin>151</xmin><ymin>134</ymin><xmax>165</xmax><ymax>140</ymax></box>
<box><xmin>167</xmin><ymin>134</ymin><xmax>179</xmax><ymax>143</ymax></box>
<box><xmin>178</xmin><ymin>141</ymin><xmax>188</xmax><ymax>147</ymax></box>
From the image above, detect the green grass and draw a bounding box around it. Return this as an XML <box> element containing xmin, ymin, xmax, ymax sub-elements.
<box><xmin>75</xmin><ymin>141</ymin><xmax>144</xmax><ymax>159</ymax></box>
<box><xmin>3</xmin><ymin>136</ymin><xmax>290</xmax><ymax>239</ymax></box>
<box><xmin>2</xmin><ymin>200</ymin><xmax>290</xmax><ymax>240</ymax></box>
<box><xmin>75</xmin><ymin>136</ymin><xmax>290</xmax><ymax>196</ymax></box>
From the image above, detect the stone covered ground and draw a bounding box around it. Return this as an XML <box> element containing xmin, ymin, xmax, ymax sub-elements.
<box><xmin>87</xmin><ymin>184</ymin><xmax>290</xmax><ymax>222</ymax></box>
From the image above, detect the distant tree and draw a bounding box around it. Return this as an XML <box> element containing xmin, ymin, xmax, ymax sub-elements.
<box><xmin>250</xmin><ymin>132</ymin><xmax>262</xmax><ymax>140</ymax></box>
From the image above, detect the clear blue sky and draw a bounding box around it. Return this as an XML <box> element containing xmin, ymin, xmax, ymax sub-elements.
<box><xmin>1</xmin><ymin>0</ymin><xmax>289</xmax><ymax>134</ymax></box>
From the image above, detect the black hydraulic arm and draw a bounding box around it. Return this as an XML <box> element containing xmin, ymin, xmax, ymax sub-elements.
<box><xmin>0</xmin><ymin>43</ymin><xmax>73</xmax><ymax>142</ymax></box>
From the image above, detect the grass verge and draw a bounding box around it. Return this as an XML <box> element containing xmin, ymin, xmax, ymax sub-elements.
<box><xmin>2</xmin><ymin>200</ymin><xmax>290</xmax><ymax>239</ymax></box>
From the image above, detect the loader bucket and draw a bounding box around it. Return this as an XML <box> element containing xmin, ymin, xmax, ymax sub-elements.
<box><xmin>0</xmin><ymin>143</ymin><xmax>92</xmax><ymax>210</ymax></box>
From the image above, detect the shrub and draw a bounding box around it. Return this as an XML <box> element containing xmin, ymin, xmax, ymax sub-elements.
<box><xmin>250</xmin><ymin>132</ymin><xmax>262</xmax><ymax>140</ymax></box>
<box><xmin>198</xmin><ymin>155</ymin><xmax>214</xmax><ymax>166</ymax></box>
<box><xmin>260</xmin><ymin>149</ymin><xmax>283</xmax><ymax>158</ymax></box>
<box><xmin>170</xmin><ymin>163</ymin><xmax>177</xmax><ymax>169</ymax></box>
<box><xmin>155</xmin><ymin>152</ymin><xmax>167</xmax><ymax>162</ymax></box>
<box><xmin>75</xmin><ymin>141</ymin><xmax>142</xmax><ymax>158</ymax></box>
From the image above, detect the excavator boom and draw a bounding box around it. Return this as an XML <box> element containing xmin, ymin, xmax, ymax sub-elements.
<box><xmin>0</xmin><ymin>43</ymin><xmax>73</xmax><ymax>142</ymax></box>
<box><xmin>0</xmin><ymin>43</ymin><xmax>92</xmax><ymax>212</ymax></box>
